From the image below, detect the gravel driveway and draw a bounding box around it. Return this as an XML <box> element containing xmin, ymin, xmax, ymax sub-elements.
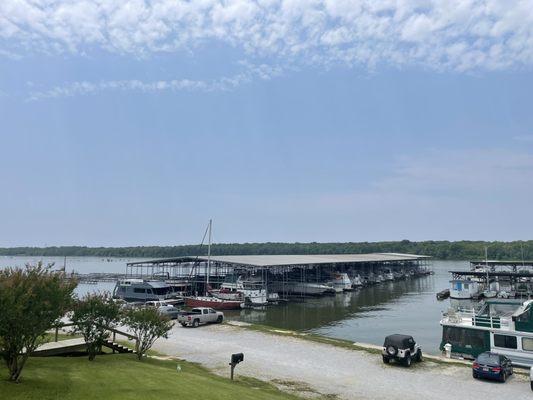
<box><xmin>152</xmin><ymin>323</ymin><xmax>530</xmax><ymax>399</ymax></box>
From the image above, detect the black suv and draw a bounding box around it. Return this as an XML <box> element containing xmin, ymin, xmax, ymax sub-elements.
<box><xmin>382</xmin><ymin>334</ymin><xmax>422</xmax><ymax>367</ymax></box>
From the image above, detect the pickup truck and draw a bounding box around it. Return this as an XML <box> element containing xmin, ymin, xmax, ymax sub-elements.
<box><xmin>177</xmin><ymin>307</ymin><xmax>224</xmax><ymax>327</ymax></box>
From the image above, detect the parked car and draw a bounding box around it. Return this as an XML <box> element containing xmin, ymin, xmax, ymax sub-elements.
<box><xmin>382</xmin><ymin>334</ymin><xmax>422</xmax><ymax>367</ymax></box>
<box><xmin>472</xmin><ymin>352</ymin><xmax>513</xmax><ymax>382</ymax></box>
<box><xmin>157</xmin><ymin>305</ymin><xmax>181</xmax><ymax>319</ymax></box>
<box><xmin>177</xmin><ymin>307</ymin><xmax>224</xmax><ymax>327</ymax></box>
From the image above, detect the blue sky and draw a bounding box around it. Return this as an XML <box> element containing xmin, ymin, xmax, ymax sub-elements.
<box><xmin>1</xmin><ymin>1</ymin><xmax>533</xmax><ymax>246</ymax></box>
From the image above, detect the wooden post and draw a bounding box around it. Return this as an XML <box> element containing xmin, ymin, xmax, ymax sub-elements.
<box><xmin>229</xmin><ymin>363</ymin><xmax>236</xmax><ymax>381</ymax></box>
<box><xmin>55</xmin><ymin>326</ymin><xmax>59</xmax><ymax>342</ymax></box>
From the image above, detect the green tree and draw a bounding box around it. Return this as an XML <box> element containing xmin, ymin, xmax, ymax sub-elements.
<box><xmin>71</xmin><ymin>293</ymin><xmax>121</xmax><ymax>361</ymax></box>
<box><xmin>0</xmin><ymin>262</ymin><xmax>77</xmax><ymax>382</ymax></box>
<box><xmin>122</xmin><ymin>307</ymin><xmax>173</xmax><ymax>360</ymax></box>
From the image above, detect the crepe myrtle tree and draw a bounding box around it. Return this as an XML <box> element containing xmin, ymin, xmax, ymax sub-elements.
<box><xmin>0</xmin><ymin>262</ymin><xmax>77</xmax><ymax>382</ymax></box>
<box><xmin>71</xmin><ymin>292</ymin><xmax>121</xmax><ymax>361</ymax></box>
<box><xmin>122</xmin><ymin>307</ymin><xmax>173</xmax><ymax>360</ymax></box>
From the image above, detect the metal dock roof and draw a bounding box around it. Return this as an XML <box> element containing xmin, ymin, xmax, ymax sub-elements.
<box><xmin>128</xmin><ymin>253</ymin><xmax>429</xmax><ymax>268</ymax></box>
<box><xmin>470</xmin><ymin>260</ymin><xmax>533</xmax><ymax>267</ymax></box>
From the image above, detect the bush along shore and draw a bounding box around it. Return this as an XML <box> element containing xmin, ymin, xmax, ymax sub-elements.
<box><xmin>1</xmin><ymin>240</ymin><xmax>532</xmax><ymax>260</ymax></box>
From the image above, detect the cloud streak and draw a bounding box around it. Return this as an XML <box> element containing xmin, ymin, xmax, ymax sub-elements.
<box><xmin>27</xmin><ymin>62</ymin><xmax>283</xmax><ymax>100</ymax></box>
<box><xmin>2</xmin><ymin>0</ymin><xmax>533</xmax><ymax>72</ymax></box>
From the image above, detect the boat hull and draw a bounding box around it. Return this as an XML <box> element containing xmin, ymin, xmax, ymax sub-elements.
<box><xmin>185</xmin><ymin>297</ymin><xmax>242</xmax><ymax>310</ymax></box>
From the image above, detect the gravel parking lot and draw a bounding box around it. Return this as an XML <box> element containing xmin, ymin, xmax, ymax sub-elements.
<box><xmin>152</xmin><ymin>323</ymin><xmax>530</xmax><ymax>399</ymax></box>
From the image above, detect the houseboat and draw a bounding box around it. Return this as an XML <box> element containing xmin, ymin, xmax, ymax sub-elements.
<box><xmin>440</xmin><ymin>299</ymin><xmax>533</xmax><ymax>367</ymax></box>
<box><xmin>450</xmin><ymin>278</ymin><xmax>481</xmax><ymax>299</ymax></box>
<box><xmin>113</xmin><ymin>279</ymin><xmax>180</xmax><ymax>302</ymax></box>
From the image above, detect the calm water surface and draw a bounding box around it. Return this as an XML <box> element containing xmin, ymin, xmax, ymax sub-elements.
<box><xmin>0</xmin><ymin>257</ymin><xmax>471</xmax><ymax>353</ymax></box>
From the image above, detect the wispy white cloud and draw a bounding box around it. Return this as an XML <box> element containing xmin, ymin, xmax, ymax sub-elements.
<box><xmin>1</xmin><ymin>0</ymin><xmax>533</xmax><ymax>72</ymax></box>
<box><xmin>27</xmin><ymin>61</ymin><xmax>283</xmax><ymax>101</ymax></box>
<box><xmin>0</xmin><ymin>48</ymin><xmax>20</xmax><ymax>59</ymax></box>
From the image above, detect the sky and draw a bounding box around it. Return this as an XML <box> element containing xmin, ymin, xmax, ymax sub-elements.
<box><xmin>1</xmin><ymin>0</ymin><xmax>533</xmax><ymax>247</ymax></box>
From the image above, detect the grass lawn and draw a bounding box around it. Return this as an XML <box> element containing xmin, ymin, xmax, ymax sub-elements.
<box><xmin>0</xmin><ymin>354</ymin><xmax>302</xmax><ymax>400</ymax></box>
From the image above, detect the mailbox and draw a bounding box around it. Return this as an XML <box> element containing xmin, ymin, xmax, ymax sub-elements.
<box><xmin>231</xmin><ymin>353</ymin><xmax>244</xmax><ymax>364</ymax></box>
<box><xmin>229</xmin><ymin>353</ymin><xmax>244</xmax><ymax>380</ymax></box>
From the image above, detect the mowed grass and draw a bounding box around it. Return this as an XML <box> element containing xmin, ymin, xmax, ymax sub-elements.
<box><xmin>0</xmin><ymin>354</ymin><xmax>302</xmax><ymax>400</ymax></box>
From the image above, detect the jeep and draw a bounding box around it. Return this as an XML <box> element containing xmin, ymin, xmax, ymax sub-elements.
<box><xmin>382</xmin><ymin>334</ymin><xmax>422</xmax><ymax>367</ymax></box>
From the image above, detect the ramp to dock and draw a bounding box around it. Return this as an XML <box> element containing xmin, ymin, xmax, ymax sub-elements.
<box><xmin>33</xmin><ymin>338</ymin><xmax>135</xmax><ymax>356</ymax></box>
<box><xmin>33</xmin><ymin>338</ymin><xmax>87</xmax><ymax>357</ymax></box>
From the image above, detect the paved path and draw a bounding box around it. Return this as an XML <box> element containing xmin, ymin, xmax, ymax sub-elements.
<box><xmin>153</xmin><ymin>323</ymin><xmax>531</xmax><ymax>400</ymax></box>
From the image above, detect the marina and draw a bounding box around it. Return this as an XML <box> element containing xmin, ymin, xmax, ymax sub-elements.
<box><xmin>4</xmin><ymin>255</ymin><xmax>533</xmax><ymax>359</ymax></box>
<box><xmin>1</xmin><ymin>255</ymin><xmax>444</xmax><ymax>353</ymax></box>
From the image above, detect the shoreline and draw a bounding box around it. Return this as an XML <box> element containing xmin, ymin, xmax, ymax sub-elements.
<box><xmin>149</xmin><ymin>321</ymin><xmax>530</xmax><ymax>399</ymax></box>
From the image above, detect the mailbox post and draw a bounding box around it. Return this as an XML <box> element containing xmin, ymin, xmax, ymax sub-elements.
<box><xmin>229</xmin><ymin>353</ymin><xmax>244</xmax><ymax>381</ymax></box>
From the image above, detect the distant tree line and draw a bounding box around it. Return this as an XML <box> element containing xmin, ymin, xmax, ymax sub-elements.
<box><xmin>1</xmin><ymin>240</ymin><xmax>532</xmax><ymax>260</ymax></box>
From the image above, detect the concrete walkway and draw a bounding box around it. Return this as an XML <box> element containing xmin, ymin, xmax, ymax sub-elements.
<box><xmin>152</xmin><ymin>323</ymin><xmax>531</xmax><ymax>400</ymax></box>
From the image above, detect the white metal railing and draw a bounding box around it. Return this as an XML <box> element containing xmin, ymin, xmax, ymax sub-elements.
<box><xmin>442</xmin><ymin>308</ymin><xmax>512</xmax><ymax>330</ymax></box>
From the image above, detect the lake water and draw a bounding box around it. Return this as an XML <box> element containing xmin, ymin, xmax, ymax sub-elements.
<box><xmin>0</xmin><ymin>256</ymin><xmax>470</xmax><ymax>354</ymax></box>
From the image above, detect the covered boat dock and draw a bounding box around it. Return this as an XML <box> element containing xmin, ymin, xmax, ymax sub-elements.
<box><xmin>126</xmin><ymin>253</ymin><xmax>431</xmax><ymax>297</ymax></box>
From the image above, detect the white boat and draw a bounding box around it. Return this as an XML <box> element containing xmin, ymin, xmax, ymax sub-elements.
<box><xmin>270</xmin><ymin>281</ymin><xmax>335</xmax><ymax>296</ymax></box>
<box><xmin>351</xmin><ymin>275</ymin><xmax>363</xmax><ymax>288</ymax></box>
<box><xmin>385</xmin><ymin>272</ymin><xmax>394</xmax><ymax>281</ymax></box>
<box><xmin>393</xmin><ymin>271</ymin><xmax>404</xmax><ymax>280</ymax></box>
<box><xmin>211</xmin><ymin>275</ymin><xmax>269</xmax><ymax>306</ymax></box>
<box><xmin>327</xmin><ymin>273</ymin><xmax>352</xmax><ymax>292</ymax></box>
<box><xmin>209</xmin><ymin>288</ymin><xmax>243</xmax><ymax>301</ymax></box>
<box><xmin>267</xmin><ymin>292</ymin><xmax>280</xmax><ymax>302</ymax></box>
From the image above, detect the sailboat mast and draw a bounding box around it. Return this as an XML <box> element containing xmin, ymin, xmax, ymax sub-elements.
<box><xmin>206</xmin><ymin>219</ymin><xmax>212</xmax><ymax>293</ymax></box>
<box><xmin>485</xmin><ymin>246</ymin><xmax>489</xmax><ymax>288</ymax></box>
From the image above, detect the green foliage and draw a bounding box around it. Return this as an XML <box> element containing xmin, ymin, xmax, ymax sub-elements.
<box><xmin>71</xmin><ymin>293</ymin><xmax>121</xmax><ymax>361</ymax></box>
<box><xmin>122</xmin><ymin>308</ymin><xmax>173</xmax><ymax>360</ymax></box>
<box><xmin>0</xmin><ymin>240</ymin><xmax>532</xmax><ymax>260</ymax></box>
<box><xmin>0</xmin><ymin>262</ymin><xmax>77</xmax><ymax>382</ymax></box>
